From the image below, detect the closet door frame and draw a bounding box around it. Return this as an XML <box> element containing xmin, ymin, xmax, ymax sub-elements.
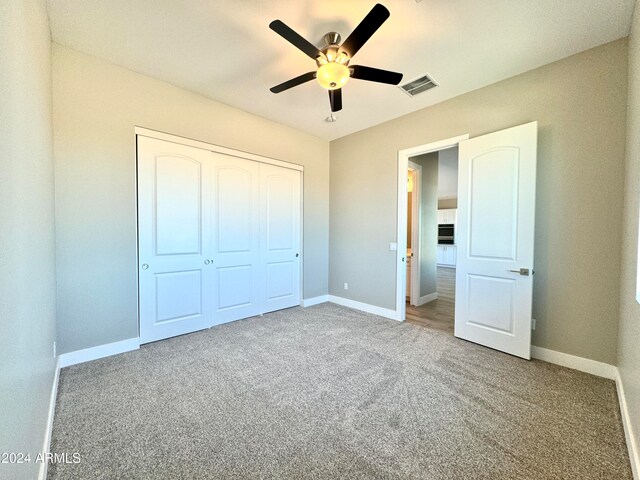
<box><xmin>135</xmin><ymin>127</ymin><xmax>304</xmax><ymax>339</ymax></box>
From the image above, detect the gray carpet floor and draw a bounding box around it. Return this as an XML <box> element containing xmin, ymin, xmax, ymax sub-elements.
<box><xmin>48</xmin><ymin>303</ymin><xmax>632</xmax><ymax>479</ymax></box>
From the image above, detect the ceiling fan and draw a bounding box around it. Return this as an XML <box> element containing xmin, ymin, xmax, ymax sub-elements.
<box><xmin>269</xmin><ymin>3</ymin><xmax>403</xmax><ymax>113</ymax></box>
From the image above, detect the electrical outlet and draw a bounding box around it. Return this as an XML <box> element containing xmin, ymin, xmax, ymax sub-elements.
<box><xmin>531</xmin><ymin>319</ymin><xmax>536</xmax><ymax>330</ymax></box>
<box><xmin>53</xmin><ymin>341</ymin><xmax>57</xmax><ymax>357</ymax></box>
<box><xmin>344</xmin><ymin>282</ymin><xmax>348</xmax><ymax>290</ymax></box>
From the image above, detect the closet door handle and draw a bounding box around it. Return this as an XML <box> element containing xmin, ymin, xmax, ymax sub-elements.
<box><xmin>204</xmin><ymin>260</ymin><xmax>211</xmax><ymax>265</ymax></box>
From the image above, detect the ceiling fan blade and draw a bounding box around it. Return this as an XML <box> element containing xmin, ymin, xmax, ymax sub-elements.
<box><xmin>350</xmin><ymin>65</ymin><xmax>403</xmax><ymax>85</ymax></box>
<box><xmin>269</xmin><ymin>20</ymin><xmax>322</xmax><ymax>60</ymax></box>
<box><xmin>339</xmin><ymin>4</ymin><xmax>390</xmax><ymax>59</ymax></box>
<box><xmin>329</xmin><ymin>88</ymin><xmax>342</xmax><ymax>112</ymax></box>
<box><xmin>270</xmin><ymin>71</ymin><xmax>316</xmax><ymax>93</ymax></box>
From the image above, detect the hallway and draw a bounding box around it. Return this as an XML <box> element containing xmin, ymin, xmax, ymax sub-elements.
<box><xmin>406</xmin><ymin>267</ymin><xmax>455</xmax><ymax>334</ymax></box>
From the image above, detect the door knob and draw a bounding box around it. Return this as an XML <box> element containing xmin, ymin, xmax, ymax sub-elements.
<box><xmin>141</xmin><ymin>264</ymin><xmax>149</xmax><ymax>270</ymax></box>
<box><xmin>204</xmin><ymin>259</ymin><xmax>210</xmax><ymax>265</ymax></box>
<box><xmin>509</xmin><ymin>268</ymin><xmax>530</xmax><ymax>276</ymax></box>
<box><xmin>296</xmin><ymin>253</ymin><xmax>299</xmax><ymax>257</ymax></box>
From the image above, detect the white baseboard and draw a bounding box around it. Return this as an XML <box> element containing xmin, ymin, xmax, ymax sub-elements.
<box><xmin>616</xmin><ymin>369</ymin><xmax>640</xmax><ymax>480</ymax></box>
<box><xmin>328</xmin><ymin>295</ymin><xmax>400</xmax><ymax>321</ymax></box>
<box><xmin>58</xmin><ymin>337</ymin><xmax>140</xmax><ymax>368</ymax></box>
<box><xmin>301</xmin><ymin>295</ymin><xmax>329</xmax><ymax>307</ymax></box>
<box><xmin>38</xmin><ymin>357</ymin><xmax>60</xmax><ymax>480</ymax></box>
<box><xmin>416</xmin><ymin>292</ymin><xmax>437</xmax><ymax>306</ymax></box>
<box><xmin>530</xmin><ymin>346</ymin><xmax>617</xmax><ymax>379</ymax></box>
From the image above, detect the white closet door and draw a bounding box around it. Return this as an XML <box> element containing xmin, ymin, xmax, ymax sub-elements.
<box><xmin>138</xmin><ymin>137</ymin><xmax>213</xmax><ymax>344</ymax></box>
<box><xmin>260</xmin><ymin>163</ymin><xmax>301</xmax><ymax>312</ymax></box>
<box><xmin>210</xmin><ymin>152</ymin><xmax>262</xmax><ymax>324</ymax></box>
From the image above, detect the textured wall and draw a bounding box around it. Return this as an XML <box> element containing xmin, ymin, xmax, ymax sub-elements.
<box><xmin>0</xmin><ymin>1</ymin><xmax>57</xmax><ymax>478</ymax></box>
<box><xmin>330</xmin><ymin>39</ymin><xmax>628</xmax><ymax>364</ymax></box>
<box><xmin>52</xmin><ymin>45</ymin><xmax>330</xmax><ymax>354</ymax></box>
<box><xmin>618</xmin><ymin>0</ymin><xmax>640</xmax><ymax>467</ymax></box>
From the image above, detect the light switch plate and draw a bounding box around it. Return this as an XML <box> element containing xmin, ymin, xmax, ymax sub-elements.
<box><xmin>389</xmin><ymin>242</ymin><xmax>397</xmax><ymax>251</ymax></box>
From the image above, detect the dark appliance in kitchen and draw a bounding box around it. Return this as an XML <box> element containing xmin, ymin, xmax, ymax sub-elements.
<box><xmin>438</xmin><ymin>224</ymin><xmax>455</xmax><ymax>244</ymax></box>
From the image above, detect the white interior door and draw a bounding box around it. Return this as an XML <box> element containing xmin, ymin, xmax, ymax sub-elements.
<box><xmin>138</xmin><ymin>136</ymin><xmax>213</xmax><ymax>344</ymax></box>
<box><xmin>210</xmin><ymin>152</ymin><xmax>262</xmax><ymax>325</ymax></box>
<box><xmin>261</xmin><ymin>163</ymin><xmax>301</xmax><ymax>312</ymax></box>
<box><xmin>454</xmin><ymin>122</ymin><xmax>537</xmax><ymax>359</ymax></box>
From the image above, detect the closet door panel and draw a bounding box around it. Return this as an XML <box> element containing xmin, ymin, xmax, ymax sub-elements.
<box><xmin>138</xmin><ymin>136</ymin><xmax>213</xmax><ymax>344</ymax></box>
<box><xmin>261</xmin><ymin>164</ymin><xmax>301</xmax><ymax>312</ymax></box>
<box><xmin>211</xmin><ymin>152</ymin><xmax>262</xmax><ymax>324</ymax></box>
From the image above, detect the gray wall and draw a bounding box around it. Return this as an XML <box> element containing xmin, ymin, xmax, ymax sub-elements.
<box><xmin>52</xmin><ymin>45</ymin><xmax>330</xmax><ymax>355</ymax></box>
<box><xmin>437</xmin><ymin>147</ymin><xmax>458</xmax><ymax>203</ymax></box>
<box><xmin>618</xmin><ymin>0</ymin><xmax>640</xmax><ymax>464</ymax></box>
<box><xmin>412</xmin><ymin>152</ymin><xmax>439</xmax><ymax>298</ymax></box>
<box><xmin>330</xmin><ymin>39</ymin><xmax>628</xmax><ymax>364</ymax></box>
<box><xmin>0</xmin><ymin>1</ymin><xmax>57</xmax><ymax>478</ymax></box>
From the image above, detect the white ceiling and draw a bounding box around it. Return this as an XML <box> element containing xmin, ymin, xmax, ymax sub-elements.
<box><xmin>47</xmin><ymin>0</ymin><xmax>635</xmax><ymax>141</ymax></box>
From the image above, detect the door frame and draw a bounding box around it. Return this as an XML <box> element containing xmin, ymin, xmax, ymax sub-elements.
<box><xmin>407</xmin><ymin>161</ymin><xmax>422</xmax><ymax>306</ymax></box>
<box><xmin>134</xmin><ymin>126</ymin><xmax>305</xmax><ymax>338</ymax></box>
<box><xmin>395</xmin><ymin>134</ymin><xmax>469</xmax><ymax>321</ymax></box>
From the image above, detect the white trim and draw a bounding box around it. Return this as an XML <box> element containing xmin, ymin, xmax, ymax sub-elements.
<box><xmin>416</xmin><ymin>292</ymin><xmax>438</xmax><ymax>306</ymax></box>
<box><xmin>134</xmin><ymin>126</ymin><xmax>303</xmax><ymax>172</ymax></box>
<box><xmin>396</xmin><ymin>134</ymin><xmax>469</xmax><ymax>321</ymax></box>
<box><xmin>399</xmin><ymin>136</ymin><xmax>470</xmax><ymax>158</ymax></box>
<box><xmin>58</xmin><ymin>338</ymin><xmax>140</xmax><ymax>368</ymax></box>
<box><xmin>616</xmin><ymin>369</ymin><xmax>640</xmax><ymax>480</ymax></box>
<box><xmin>530</xmin><ymin>346</ymin><xmax>617</xmax><ymax>379</ymax></box>
<box><xmin>328</xmin><ymin>295</ymin><xmax>400</xmax><ymax>321</ymax></box>
<box><xmin>299</xmin><ymin>169</ymin><xmax>305</xmax><ymax>305</ymax></box>
<box><xmin>302</xmin><ymin>295</ymin><xmax>329</xmax><ymax>307</ymax></box>
<box><xmin>38</xmin><ymin>357</ymin><xmax>60</xmax><ymax>480</ymax></box>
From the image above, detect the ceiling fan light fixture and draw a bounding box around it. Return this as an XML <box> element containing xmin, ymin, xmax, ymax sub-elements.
<box><xmin>316</xmin><ymin>62</ymin><xmax>350</xmax><ymax>90</ymax></box>
<box><xmin>335</xmin><ymin>51</ymin><xmax>350</xmax><ymax>64</ymax></box>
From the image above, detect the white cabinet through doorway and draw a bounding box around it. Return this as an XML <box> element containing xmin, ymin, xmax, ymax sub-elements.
<box><xmin>138</xmin><ymin>135</ymin><xmax>302</xmax><ymax>344</ymax></box>
<box><xmin>437</xmin><ymin>209</ymin><xmax>457</xmax><ymax>225</ymax></box>
<box><xmin>437</xmin><ymin>245</ymin><xmax>457</xmax><ymax>267</ymax></box>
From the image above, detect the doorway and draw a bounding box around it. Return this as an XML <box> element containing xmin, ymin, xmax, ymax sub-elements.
<box><xmin>395</xmin><ymin>134</ymin><xmax>468</xmax><ymax>324</ymax></box>
<box><xmin>404</xmin><ymin>147</ymin><xmax>459</xmax><ymax>335</ymax></box>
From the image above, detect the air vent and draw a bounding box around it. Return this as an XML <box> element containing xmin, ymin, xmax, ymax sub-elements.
<box><xmin>399</xmin><ymin>74</ymin><xmax>438</xmax><ymax>97</ymax></box>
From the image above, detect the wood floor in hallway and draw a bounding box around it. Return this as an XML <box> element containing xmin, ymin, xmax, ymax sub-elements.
<box><xmin>406</xmin><ymin>266</ymin><xmax>455</xmax><ymax>335</ymax></box>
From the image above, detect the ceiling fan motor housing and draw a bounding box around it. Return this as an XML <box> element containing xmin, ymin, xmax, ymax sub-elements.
<box><xmin>318</xmin><ymin>32</ymin><xmax>350</xmax><ymax>66</ymax></box>
<box><xmin>323</xmin><ymin>32</ymin><xmax>341</xmax><ymax>46</ymax></box>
